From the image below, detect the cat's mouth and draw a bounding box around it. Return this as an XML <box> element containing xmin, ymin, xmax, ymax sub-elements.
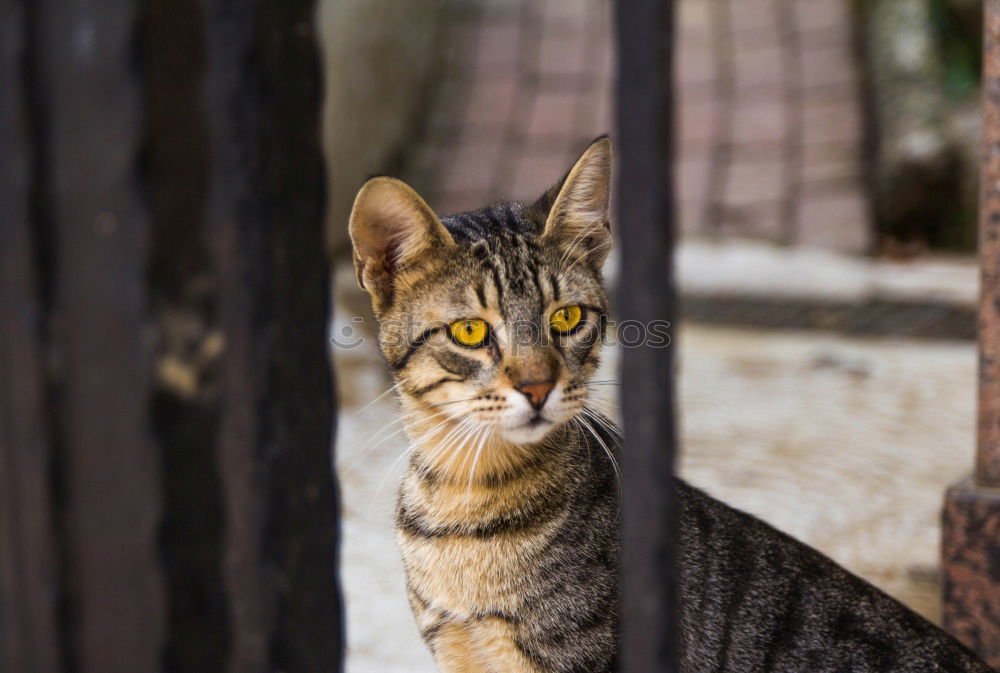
<box><xmin>527</xmin><ymin>413</ymin><xmax>548</xmax><ymax>427</ymax></box>
<box><xmin>502</xmin><ymin>412</ymin><xmax>556</xmax><ymax>445</ymax></box>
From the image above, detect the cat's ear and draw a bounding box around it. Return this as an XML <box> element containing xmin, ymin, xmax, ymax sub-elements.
<box><xmin>349</xmin><ymin>177</ymin><xmax>454</xmax><ymax>312</ymax></box>
<box><xmin>534</xmin><ymin>136</ymin><xmax>612</xmax><ymax>270</ymax></box>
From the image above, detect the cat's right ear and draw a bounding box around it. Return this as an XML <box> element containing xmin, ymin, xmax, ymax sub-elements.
<box><xmin>533</xmin><ymin>136</ymin><xmax>612</xmax><ymax>271</ymax></box>
<box><xmin>349</xmin><ymin>177</ymin><xmax>454</xmax><ymax>314</ymax></box>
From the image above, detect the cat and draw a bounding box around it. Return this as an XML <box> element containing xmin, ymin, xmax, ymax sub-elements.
<box><xmin>347</xmin><ymin>136</ymin><xmax>992</xmax><ymax>673</ymax></box>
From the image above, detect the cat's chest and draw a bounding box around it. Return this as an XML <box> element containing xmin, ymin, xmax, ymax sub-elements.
<box><xmin>398</xmin><ymin>524</ymin><xmax>561</xmax><ymax>616</ymax></box>
<box><xmin>395</xmin><ymin>474</ymin><xmax>570</xmax><ymax>616</ymax></box>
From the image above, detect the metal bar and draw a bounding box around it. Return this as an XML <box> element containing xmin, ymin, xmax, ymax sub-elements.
<box><xmin>615</xmin><ymin>0</ymin><xmax>680</xmax><ymax>672</ymax></box>
<box><xmin>0</xmin><ymin>0</ymin><xmax>339</xmax><ymax>670</ymax></box>
<box><xmin>940</xmin><ymin>2</ymin><xmax>1000</xmax><ymax>666</ymax></box>
<box><xmin>0</xmin><ymin>0</ymin><xmax>62</xmax><ymax>670</ymax></box>
<box><xmin>198</xmin><ymin>4</ymin><xmax>273</xmax><ymax>669</ymax></box>
<box><xmin>978</xmin><ymin>0</ymin><xmax>1000</xmax><ymax>489</ymax></box>
<box><xmin>256</xmin><ymin>1</ymin><xmax>343</xmax><ymax>669</ymax></box>
<box><xmin>36</xmin><ymin>0</ymin><xmax>167</xmax><ymax>670</ymax></box>
<box><xmin>199</xmin><ymin>0</ymin><xmax>342</xmax><ymax>670</ymax></box>
<box><xmin>144</xmin><ymin>0</ymin><xmax>230</xmax><ymax>670</ymax></box>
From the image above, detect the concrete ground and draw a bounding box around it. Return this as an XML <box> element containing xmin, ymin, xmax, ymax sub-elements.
<box><xmin>332</xmin><ymin>272</ymin><xmax>977</xmax><ymax>673</ymax></box>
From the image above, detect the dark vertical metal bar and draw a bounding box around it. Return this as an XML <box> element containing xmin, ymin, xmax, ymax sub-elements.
<box><xmin>978</xmin><ymin>0</ymin><xmax>1000</xmax><ymax>490</ymax></box>
<box><xmin>36</xmin><ymin>1</ymin><xmax>166</xmax><ymax>671</ymax></box>
<box><xmin>144</xmin><ymin>1</ymin><xmax>231</xmax><ymax>671</ymax></box>
<box><xmin>2</xmin><ymin>0</ymin><xmax>339</xmax><ymax>670</ymax></box>
<box><xmin>199</xmin><ymin>1</ymin><xmax>342</xmax><ymax>671</ymax></box>
<box><xmin>0</xmin><ymin>1</ymin><xmax>62</xmax><ymax>670</ymax></box>
<box><xmin>941</xmin><ymin>1</ymin><xmax>1000</xmax><ymax>666</ymax></box>
<box><xmin>615</xmin><ymin>1</ymin><xmax>680</xmax><ymax>672</ymax></box>
<box><xmin>198</xmin><ymin>3</ymin><xmax>274</xmax><ymax>670</ymax></box>
<box><xmin>257</xmin><ymin>1</ymin><xmax>343</xmax><ymax>670</ymax></box>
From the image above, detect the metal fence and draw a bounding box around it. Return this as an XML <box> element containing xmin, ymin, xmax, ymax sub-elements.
<box><xmin>1</xmin><ymin>0</ymin><xmax>999</xmax><ymax>671</ymax></box>
<box><xmin>0</xmin><ymin>1</ymin><xmax>340</xmax><ymax>672</ymax></box>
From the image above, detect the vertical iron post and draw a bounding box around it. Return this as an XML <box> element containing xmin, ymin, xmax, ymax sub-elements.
<box><xmin>615</xmin><ymin>1</ymin><xmax>680</xmax><ymax>672</ymax></box>
<box><xmin>0</xmin><ymin>1</ymin><xmax>342</xmax><ymax>671</ymax></box>
<box><xmin>941</xmin><ymin>1</ymin><xmax>1000</xmax><ymax>667</ymax></box>
<box><xmin>40</xmin><ymin>2</ymin><xmax>168</xmax><ymax>670</ymax></box>
<box><xmin>977</xmin><ymin>0</ymin><xmax>1000</xmax><ymax>491</ymax></box>
<box><xmin>187</xmin><ymin>0</ymin><xmax>344</xmax><ymax>670</ymax></box>
<box><xmin>0</xmin><ymin>0</ymin><xmax>62</xmax><ymax>670</ymax></box>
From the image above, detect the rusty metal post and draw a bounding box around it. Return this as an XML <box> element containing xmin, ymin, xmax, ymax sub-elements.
<box><xmin>616</xmin><ymin>0</ymin><xmax>680</xmax><ymax>672</ymax></box>
<box><xmin>941</xmin><ymin>1</ymin><xmax>1000</xmax><ymax>667</ymax></box>
<box><xmin>977</xmin><ymin>1</ymin><xmax>1000</xmax><ymax>491</ymax></box>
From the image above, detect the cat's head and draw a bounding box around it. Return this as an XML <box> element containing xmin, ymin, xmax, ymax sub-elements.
<box><xmin>349</xmin><ymin>137</ymin><xmax>611</xmax><ymax>473</ymax></box>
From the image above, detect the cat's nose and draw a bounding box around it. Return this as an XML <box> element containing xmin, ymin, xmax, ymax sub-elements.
<box><xmin>517</xmin><ymin>380</ymin><xmax>554</xmax><ymax>410</ymax></box>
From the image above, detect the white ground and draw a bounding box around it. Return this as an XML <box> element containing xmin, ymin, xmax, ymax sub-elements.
<box><xmin>331</xmin><ymin>245</ymin><xmax>978</xmax><ymax>672</ymax></box>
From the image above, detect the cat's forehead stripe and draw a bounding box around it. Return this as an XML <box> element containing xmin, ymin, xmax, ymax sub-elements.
<box><xmin>484</xmin><ymin>238</ymin><xmax>546</xmax><ymax>319</ymax></box>
<box><xmin>441</xmin><ymin>202</ymin><xmax>538</xmax><ymax>243</ymax></box>
<box><xmin>443</xmin><ymin>205</ymin><xmax>550</xmax><ymax>318</ymax></box>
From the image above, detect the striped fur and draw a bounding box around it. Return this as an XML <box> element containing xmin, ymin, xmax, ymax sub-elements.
<box><xmin>349</xmin><ymin>137</ymin><xmax>991</xmax><ymax>673</ymax></box>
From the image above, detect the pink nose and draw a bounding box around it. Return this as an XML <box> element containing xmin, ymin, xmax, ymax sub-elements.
<box><xmin>517</xmin><ymin>381</ymin><xmax>554</xmax><ymax>410</ymax></box>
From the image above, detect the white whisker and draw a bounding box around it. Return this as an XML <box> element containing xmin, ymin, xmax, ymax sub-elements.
<box><xmin>576</xmin><ymin>413</ymin><xmax>622</xmax><ymax>509</ymax></box>
<box><xmin>437</xmin><ymin>417</ymin><xmax>481</xmax><ymax>478</ymax></box>
<box><xmin>581</xmin><ymin>407</ymin><xmax>623</xmax><ymax>438</ymax></box>
<box><xmin>465</xmin><ymin>423</ymin><xmax>494</xmax><ymax>501</ymax></box>
<box><xmin>372</xmin><ymin>412</ymin><xmax>473</xmax><ymax>501</ymax></box>
<box><xmin>354</xmin><ymin>381</ymin><xmax>402</xmax><ymax>416</ymax></box>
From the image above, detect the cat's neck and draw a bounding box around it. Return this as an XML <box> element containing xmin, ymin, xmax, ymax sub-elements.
<box><xmin>399</xmin><ymin>422</ymin><xmax>580</xmax><ymax>535</ymax></box>
<box><xmin>402</xmin><ymin>412</ymin><xmax>576</xmax><ymax>489</ymax></box>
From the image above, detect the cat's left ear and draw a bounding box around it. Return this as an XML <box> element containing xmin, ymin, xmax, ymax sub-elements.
<box><xmin>349</xmin><ymin>177</ymin><xmax>455</xmax><ymax>315</ymax></box>
<box><xmin>533</xmin><ymin>136</ymin><xmax>612</xmax><ymax>271</ymax></box>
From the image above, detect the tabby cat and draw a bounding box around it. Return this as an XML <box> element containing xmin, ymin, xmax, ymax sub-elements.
<box><xmin>348</xmin><ymin>137</ymin><xmax>991</xmax><ymax>673</ymax></box>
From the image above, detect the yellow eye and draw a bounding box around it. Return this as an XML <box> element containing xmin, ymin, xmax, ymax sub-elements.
<box><xmin>550</xmin><ymin>305</ymin><xmax>583</xmax><ymax>334</ymax></box>
<box><xmin>450</xmin><ymin>319</ymin><xmax>489</xmax><ymax>347</ymax></box>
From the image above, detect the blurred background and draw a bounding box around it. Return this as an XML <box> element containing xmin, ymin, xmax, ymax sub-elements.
<box><xmin>320</xmin><ymin>0</ymin><xmax>987</xmax><ymax>671</ymax></box>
